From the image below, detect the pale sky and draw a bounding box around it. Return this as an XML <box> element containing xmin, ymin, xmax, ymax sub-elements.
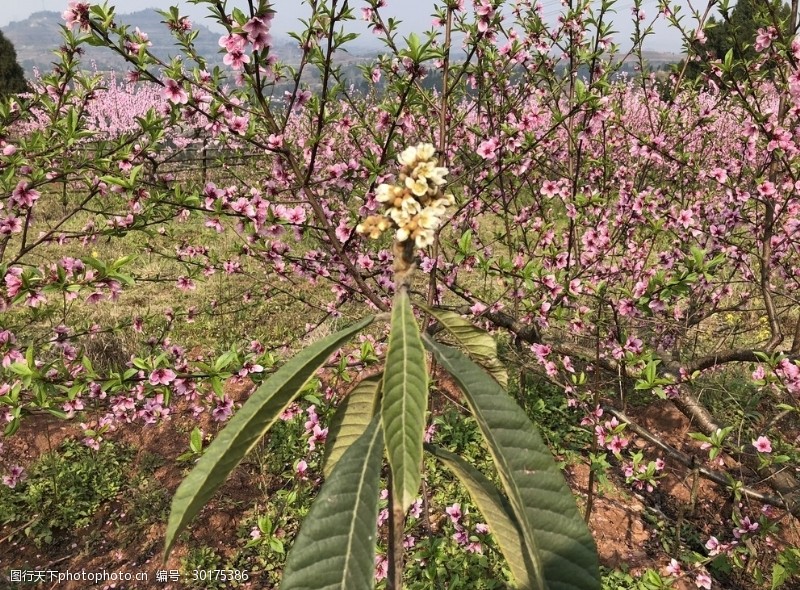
<box><xmin>1</xmin><ymin>0</ymin><xmax>687</xmax><ymax>52</ymax></box>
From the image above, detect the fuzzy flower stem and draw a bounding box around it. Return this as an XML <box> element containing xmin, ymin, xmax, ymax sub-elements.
<box><xmin>393</xmin><ymin>239</ymin><xmax>416</xmax><ymax>290</ymax></box>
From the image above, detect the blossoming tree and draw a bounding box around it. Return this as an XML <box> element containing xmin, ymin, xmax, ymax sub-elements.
<box><xmin>1</xmin><ymin>0</ymin><xmax>799</xmax><ymax>587</ymax></box>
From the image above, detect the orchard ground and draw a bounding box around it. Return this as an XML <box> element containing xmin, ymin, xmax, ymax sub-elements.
<box><xmin>4</xmin><ymin>375</ymin><xmax>796</xmax><ymax>590</ymax></box>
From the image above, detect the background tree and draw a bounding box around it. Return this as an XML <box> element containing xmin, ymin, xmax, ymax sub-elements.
<box><xmin>684</xmin><ymin>0</ymin><xmax>792</xmax><ymax>81</ymax></box>
<box><xmin>0</xmin><ymin>29</ymin><xmax>27</xmax><ymax>98</ymax></box>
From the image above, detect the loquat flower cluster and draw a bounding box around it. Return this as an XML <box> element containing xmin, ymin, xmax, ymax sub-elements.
<box><xmin>356</xmin><ymin>143</ymin><xmax>455</xmax><ymax>248</ymax></box>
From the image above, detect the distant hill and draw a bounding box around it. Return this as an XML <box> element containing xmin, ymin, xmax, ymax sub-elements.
<box><xmin>624</xmin><ymin>51</ymin><xmax>683</xmax><ymax>68</ymax></box>
<box><xmin>2</xmin><ymin>10</ymin><xmax>680</xmax><ymax>85</ymax></box>
<box><xmin>1</xmin><ymin>10</ymin><xmax>304</xmax><ymax>77</ymax></box>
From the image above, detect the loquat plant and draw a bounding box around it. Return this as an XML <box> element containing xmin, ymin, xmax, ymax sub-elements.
<box><xmin>163</xmin><ymin>144</ymin><xmax>599</xmax><ymax>590</ymax></box>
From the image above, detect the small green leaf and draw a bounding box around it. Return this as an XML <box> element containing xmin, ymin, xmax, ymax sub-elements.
<box><xmin>644</xmin><ymin>359</ymin><xmax>659</xmax><ymax>384</ymax></box>
<box><xmin>323</xmin><ymin>372</ymin><xmax>382</xmax><ymax>478</ymax></box>
<box><xmin>282</xmin><ymin>416</ymin><xmax>384</xmax><ymax>590</ymax></box>
<box><xmin>426</xmin><ymin>443</ymin><xmax>535</xmax><ymax>590</ymax></box>
<box><xmin>382</xmin><ymin>290</ymin><xmax>428</xmax><ymax>512</ymax></box>
<box><xmin>270</xmin><ymin>538</ymin><xmax>285</xmax><ymax>554</ymax></box>
<box><xmin>214</xmin><ymin>350</ymin><xmax>238</xmax><ymax>371</ymax></box>
<box><xmin>8</xmin><ymin>362</ymin><xmax>33</xmax><ymax>377</ymax></box>
<box><xmin>81</xmin><ymin>355</ymin><xmax>96</xmax><ymax>375</ymax></box>
<box><xmin>163</xmin><ymin>316</ymin><xmax>373</xmax><ymax>560</ymax></box>
<box><xmin>4</xmin><ymin>417</ymin><xmax>20</xmax><ymax>437</ymax></box>
<box><xmin>210</xmin><ymin>376</ymin><xmax>224</xmax><ymax>397</ymax></box>
<box><xmin>189</xmin><ymin>427</ymin><xmax>203</xmax><ymax>453</ymax></box>
<box><xmin>723</xmin><ymin>48</ymin><xmax>734</xmax><ymax>71</ymax></box>
<box><xmin>131</xmin><ymin>357</ymin><xmax>149</xmax><ymax>370</ymax></box>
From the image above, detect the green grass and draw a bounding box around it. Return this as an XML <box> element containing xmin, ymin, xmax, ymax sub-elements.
<box><xmin>600</xmin><ymin>566</ymin><xmax>674</xmax><ymax>589</ymax></box>
<box><xmin>0</xmin><ymin>439</ymin><xmax>134</xmax><ymax>547</ymax></box>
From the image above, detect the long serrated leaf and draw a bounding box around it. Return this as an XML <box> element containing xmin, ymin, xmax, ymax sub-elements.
<box><xmin>382</xmin><ymin>290</ymin><xmax>428</xmax><ymax>511</ymax></box>
<box><xmin>323</xmin><ymin>372</ymin><xmax>382</xmax><ymax>478</ymax></box>
<box><xmin>424</xmin><ymin>336</ymin><xmax>600</xmax><ymax>590</ymax></box>
<box><xmin>426</xmin><ymin>443</ymin><xmax>535</xmax><ymax>590</ymax></box>
<box><xmin>420</xmin><ymin>304</ymin><xmax>508</xmax><ymax>387</ymax></box>
<box><xmin>281</xmin><ymin>415</ymin><xmax>384</xmax><ymax>590</ymax></box>
<box><xmin>164</xmin><ymin>316</ymin><xmax>373</xmax><ymax>559</ymax></box>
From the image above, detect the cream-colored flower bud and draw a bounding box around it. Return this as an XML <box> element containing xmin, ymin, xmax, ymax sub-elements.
<box><xmin>397</xmin><ymin>146</ymin><xmax>418</xmax><ymax>167</ymax></box>
<box><xmin>416</xmin><ymin>143</ymin><xmax>435</xmax><ymax>162</ymax></box>
<box><xmin>401</xmin><ymin>195</ymin><xmax>422</xmax><ymax>216</ymax></box>
<box><xmin>414</xmin><ymin>227</ymin><xmax>436</xmax><ymax>248</ymax></box>
<box><xmin>375</xmin><ymin>183</ymin><xmax>393</xmax><ymax>202</ymax></box>
<box><xmin>412</xmin><ymin>161</ymin><xmax>433</xmax><ymax>180</ymax></box>
<box><xmin>357</xmin><ymin>214</ymin><xmax>392</xmax><ymax>240</ymax></box>
<box><xmin>428</xmin><ymin>166</ymin><xmax>448</xmax><ymax>186</ymax></box>
<box><xmin>405</xmin><ymin>175</ymin><xmax>429</xmax><ymax>197</ymax></box>
<box><xmin>412</xmin><ymin>160</ymin><xmax>448</xmax><ymax>193</ymax></box>
<box><xmin>417</xmin><ymin>207</ymin><xmax>441</xmax><ymax>230</ymax></box>
<box><xmin>389</xmin><ymin>206</ymin><xmax>411</xmax><ymax>227</ymax></box>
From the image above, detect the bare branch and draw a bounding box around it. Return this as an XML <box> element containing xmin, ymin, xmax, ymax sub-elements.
<box><xmin>606</xmin><ymin>406</ymin><xmax>800</xmax><ymax>516</ymax></box>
